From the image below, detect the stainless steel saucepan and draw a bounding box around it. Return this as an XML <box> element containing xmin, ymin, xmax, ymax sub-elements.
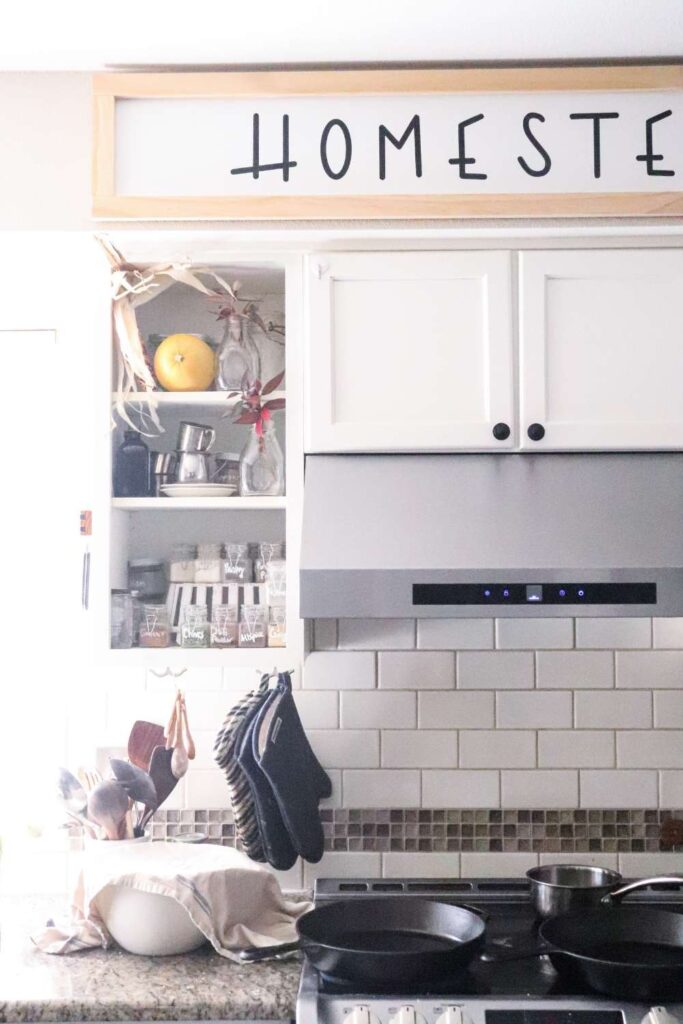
<box><xmin>526</xmin><ymin>864</ymin><xmax>623</xmax><ymax>918</ymax></box>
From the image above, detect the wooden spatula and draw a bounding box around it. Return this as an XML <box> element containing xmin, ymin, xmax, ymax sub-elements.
<box><xmin>140</xmin><ymin>745</ymin><xmax>179</xmax><ymax>830</ymax></box>
<box><xmin>128</xmin><ymin>720</ymin><xmax>165</xmax><ymax>772</ymax></box>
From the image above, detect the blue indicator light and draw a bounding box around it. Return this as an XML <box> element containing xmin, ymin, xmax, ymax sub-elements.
<box><xmin>503</xmin><ymin>588</ymin><xmax>510</xmax><ymax>598</ymax></box>
<box><xmin>578</xmin><ymin>588</ymin><xmax>586</xmax><ymax>598</ymax></box>
<box><xmin>559</xmin><ymin>588</ymin><xmax>566</xmax><ymax>598</ymax></box>
<box><xmin>484</xmin><ymin>589</ymin><xmax>492</xmax><ymax>598</ymax></box>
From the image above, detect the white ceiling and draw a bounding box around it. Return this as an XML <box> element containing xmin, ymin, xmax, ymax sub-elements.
<box><xmin>1</xmin><ymin>0</ymin><xmax>682</xmax><ymax>69</ymax></box>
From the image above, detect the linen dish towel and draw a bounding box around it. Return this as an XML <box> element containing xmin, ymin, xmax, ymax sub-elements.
<box><xmin>32</xmin><ymin>841</ymin><xmax>311</xmax><ymax>958</ymax></box>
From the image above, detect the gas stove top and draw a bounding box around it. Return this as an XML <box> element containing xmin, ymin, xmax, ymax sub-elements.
<box><xmin>296</xmin><ymin>878</ymin><xmax>683</xmax><ymax>1024</ymax></box>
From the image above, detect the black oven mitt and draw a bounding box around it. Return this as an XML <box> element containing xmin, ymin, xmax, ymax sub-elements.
<box><xmin>237</xmin><ymin>684</ymin><xmax>298</xmax><ymax>871</ymax></box>
<box><xmin>253</xmin><ymin>672</ymin><xmax>332</xmax><ymax>862</ymax></box>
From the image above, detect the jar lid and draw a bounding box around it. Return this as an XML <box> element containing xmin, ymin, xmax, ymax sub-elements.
<box><xmin>214</xmin><ymin>451</ymin><xmax>240</xmax><ymax>461</ymax></box>
<box><xmin>129</xmin><ymin>558</ymin><xmax>164</xmax><ymax>568</ymax></box>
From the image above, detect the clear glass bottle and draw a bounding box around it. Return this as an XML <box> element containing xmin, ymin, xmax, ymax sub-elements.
<box><xmin>239</xmin><ymin>420</ymin><xmax>285</xmax><ymax>496</ymax></box>
<box><xmin>180</xmin><ymin>604</ymin><xmax>210</xmax><ymax>648</ymax></box>
<box><xmin>216</xmin><ymin>314</ymin><xmax>261</xmax><ymax>391</ymax></box>
<box><xmin>111</xmin><ymin>590</ymin><xmax>134</xmax><ymax>649</ymax></box>
<box><xmin>139</xmin><ymin>604</ymin><xmax>171</xmax><ymax>648</ymax></box>
<box><xmin>238</xmin><ymin>604</ymin><xmax>267</xmax><ymax>648</ymax></box>
<box><xmin>211</xmin><ymin>604</ymin><xmax>239</xmax><ymax>648</ymax></box>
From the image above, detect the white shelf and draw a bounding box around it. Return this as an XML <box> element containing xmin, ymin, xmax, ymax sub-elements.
<box><xmin>108</xmin><ymin>646</ymin><xmax>294</xmax><ymax>669</ymax></box>
<box><xmin>112</xmin><ymin>390</ymin><xmax>286</xmax><ymax>407</ymax></box>
<box><xmin>112</xmin><ymin>496</ymin><xmax>286</xmax><ymax>511</ymax></box>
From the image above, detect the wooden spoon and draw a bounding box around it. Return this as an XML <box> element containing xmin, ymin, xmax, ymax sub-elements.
<box><xmin>180</xmin><ymin>695</ymin><xmax>196</xmax><ymax>760</ymax></box>
<box><xmin>128</xmin><ymin>720</ymin><xmax>165</xmax><ymax>772</ymax></box>
<box><xmin>171</xmin><ymin>694</ymin><xmax>189</xmax><ymax>780</ymax></box>
<box><xmin>87</xmin><ymin>780</ymin><xmax>129</xmax><ymax>841</ymax></box>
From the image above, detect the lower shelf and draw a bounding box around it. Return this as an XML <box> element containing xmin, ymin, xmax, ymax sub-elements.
<box><xmin>106</xmin><ymin>645</ymin><xmax>294</xmax><ymax>669</ymax></box>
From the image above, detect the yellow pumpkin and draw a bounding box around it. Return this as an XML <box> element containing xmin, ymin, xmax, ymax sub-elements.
<box><xmin>153</xmin><ymin>334</ymin><xmax>216</xmax><ymax>392</ymax></box>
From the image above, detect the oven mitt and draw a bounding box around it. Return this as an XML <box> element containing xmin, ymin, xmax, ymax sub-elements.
<box><xmin>254</xmin><ymin>672</ymin><xmax>332</xmax><ymax>863</ymax></box>
<box><xmin>237</xmin><ymin>685</ymin><xmax>298</xmax><ymax>872</ymax></box>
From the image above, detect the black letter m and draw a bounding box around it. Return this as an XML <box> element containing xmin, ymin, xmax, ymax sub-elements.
<box><xmin>379</xmin><ymin>115</ymin><xmax>422</xmax><ymax>180</ymax></box>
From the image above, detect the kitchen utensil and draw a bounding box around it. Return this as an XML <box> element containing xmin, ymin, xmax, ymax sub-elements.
<box><xmin>57</xmin><ymin>767</ymin><xmax>87</xmax><ymax>814</ymax></box>
<box><xmin>95</xmin><ymin>885</ymin><xmax>206</xmax><ymax>956</ymax></box>
<box><xmin>177</xmin><ymin>421</ymin><xmax>215</xmax><ymax>453</ymax></box>
<box><xmin>144</xmin><ymin>746</ymin><xmax>179</xmax><ymax>821</ymax></box>
<box><xmin>150</xmin><ymin>451</ymin><xmax>178</xmax><ymax>496</ymax></box>
<box><xmin>526</xmin><ymin>863</ymin><xmax>623</xmax><ymax>918</ymax></box>
<box><xmin>87</xmin><ymin>780</ymin><xmax>130</xmax><ymax>841</ymax></box>
<box><xmin>109</xmin><ymin>758</ymin><xmax>158</xmax><ymax>809</ymax></box>
<box><xmin>239</xmin><ymin>897</ymin><xmax>487</xmax><ymax>987</ymax></box>
<box><xmin>78</xmin><ymin>767</ymin><xmax>103</xmax><ymax>792</ymax></box>
<box><xmin>170</xmin><ymin>693</ymin><xmax>189</xmax><ymax>779</ymax></box>
<box><xmin>128</xmin><ymin>720</ymin><xmax>165</xmax><ymax>772</ymax></box>
<box><xmin>162</xmin><ymin>482</ymin><xmax>236</xmax><ymax>497</ymax></box>
<box><xmin>180</xmin><ymin>695</ymin><xmax>195</xmax><ymax>760</ymax></box>
<box><xmin>482</xmin><ymin>875</ymin><xmax>683</xmax><ymax>1001</ymax></box>
<box><xmin>210</xmin><ymin>451</ymin><xmax>240</xmax><ymax>489</ymax></box>
<box><xmin>174</xmin><ymin>451</ymin><xmax>212</xmax><ymax>485</ymax></box>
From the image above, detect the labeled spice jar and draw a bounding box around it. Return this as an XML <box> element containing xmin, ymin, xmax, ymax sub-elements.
<box><xmin>195</xmin><ymin>543</ymin><xmax>222</xmax><ymax>584</ymax></box>
<box><xmin>127</xmin><ymin>559</ymin><xmax>166</xmax><ymax>601</ymax></box>
<box><xmin>211</xmin><ymin>452</ymin><xmax>241</xmax><ymax>491</ymax></box>
<box><xmin>239</xmin><ymin>604</ymin><xmax>267</xmax><ymax>648</ymax></box>
<box><xmin>180</xmin><ymin>605</ymin><xmax>210</xmax><ymax>648</ymax></box>
<box><xmin>211</xmin><ymin>604</ymin><xmax>239</xmax><ymax>648</ymax></box>
<box><xmin>265</xmin><ymin>558</ymin><xmax>287</xmax><ymax>605</ymax></box>
<box><xmin>111</xmin><ymin>590</ymin><xmax>134</xmax><ymax>649</ymax></box>
<box><xmin>139</xmin><ymin>604</ymin><xmax>171</xmax><ymax>647</ymax></box>
<box><xmin>268</xmin><ymin>605</ymin><xmax>287</xmax><ymax>648</ymax></box>
<box><xmin>254</xmin><ymin>541</ymin><xmax>286</xmax><ymax>583</ymax></box>
<box><xmin>169</xmin><ymin>543</ymin><xmax>197</xmax><ymax>583</ymax></box>
<box><xmin>222</xmin><ymin>542</ymin><xmax>252</xmax><ymax>582</ymax></box>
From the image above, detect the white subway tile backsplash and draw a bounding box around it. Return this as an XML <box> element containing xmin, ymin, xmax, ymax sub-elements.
<box><xmin>303</xmin><ymin>852</ymin><xmax>382</xmax><ymax>886</ymax></box>
<box><xmin>383</xmin><ymin>853</ymin><xmax>461</xmax><ymax>878</ymax></box>
<box><xmin>104</xmin><ymin>690</ymin><xmax>174</xmax><ymax>743</ymax></box>
<box><xmin>536</xmin><ymin>651</ymin><xmax>614</xmax><ymax>689</ymax></box>
<box><xmin>574</xmin><ymin>690</ymin><xmax>652</xmax><ymax>728</ymax></box>
<box><xmin>293</xmin><ymin>690</ymin><xmax>339</xmax><ymax>729</ymax></box>
<box><xmin>458</xmin><ymin>651</ymin><xmax>534</xmax><ymax>690</ymax></box>
<box><xmin>653</xmin><ymin>618</ymin><xmax>683</xmax><ymax>649</ymax></box>
<box><xmin>308</xmin><ymin>730</ymin><xmax>380</xmax><ymax>768</ymax></box>
<box><xmin>576</xmin><ymin>617</ymin><xmax>651</xmax><ymax>650</ymax></box>
<box><xmin>338</xmin><ymin>619</ymin><xmax>415</xmax><ymax>650</ymax></box>
<box><xmin>417</xmin><ymin>618</ymin><xmax>494</xmax><ymax>650</ymax></box>
<box><xmin>382</xmin><ymin>730</ymin><xmax>458</xmax><ymax>768</ymax></box>
<box><xmin>184</xmin><ymin>769</ymin><xmax>230</xmax><ymax>809</ymax></box>
<box><xmin>618</xmin><ymin>852</ymin><xmax>683</xmax><ymax>876</ymax></box>
<box><xmin>191</xmin><ymin>730</ymin><xmax>220</xmax><ymax>770</ymax></box>
<box><xmin>460</xmin><ymin>852</ymin><xmax>538</xmax><ymax>877</ymax></box>
<box><xmin>496</xmin><ymin>618</ymin><xmax>573</xmax><ymax>650</ymax></box>
<box><xmin>342</xmin><ymin>770</ymin><xmax>420</xmax><ymax>807</ymax></box>
<box><xmin>617</xmin><ymin>731</ymin><xmax>683</xmax><ymax>768</ymax></box>
<box><xmin>313</xmin><ymin>619</ymin><xmax>338</xmax><ymax>650</ymax></box>
<box><xmin>580</xmin><ymin>770</ymin><xmax>658</xmax><ymax>808</ymax></box>
<box><xmin>341</xmin><ymin>691</ymin><xmax>416</xmax><ymax>729</ymax></box>
<box><xmin>378</xmin><ymin>651</ymin><xmax>454</xmax><ymax>690</ymax></box>
<box><xmin>321</xmin><ymin>770</ymin><xmax>342</xmax><ymax>808</ymax></box>
<box><xmin>178</xmin><ymin>691</ymin><xmax>237</xmax><ymax>732</ymax></box>
<box><xmin>460</xmin><ymin>730</ymin><xmax>536</xmax><ymax>768</ymax></box>
<box><xmin>422</xmin><ymin>770</ymin><xmax>500</xmax><ymax>808</ymax></box>
<box><xmin>659</xmin><ymin>770</ymin><xmax>683</xmax><ymax>806</ymax></box>
<box><xmin>654</xmin><ymin>691</ymin><xmax>683</xmax><ymax>727</ymax></box>
<box><xmin>304</xmin><ymin>651</ymin><xmax>376</xmax><ymax>690</ymax></box>
<box><xmin>419</xmin><ymin>691</ymin><xmax>494</xmax><ymax>729</ymax></box>
<box><xmin>501</xmin><ymin>770</ymin><xmax>578</xmax><ymax>807</ymax></box>
<box><xmin>222</xmin><ymin>668</ymin><xmax>267</xmax><ymax>691</ymax></box>
<box><xmin>496</xmin><ymin>691</ymin><xmax>572</xmax><ymax>729</ymax></box>
<box><xmin>540</xmin><ymin>852</ymin><xmax>619</xmax><ymax>870</ymax></box>
<box><xmin>538</xmin><ymin>730</ymin><xmax>614</xmax><ymax>768</ymax></box>
<box><xmin>616</xmin><ymin>651</ymin><xmax>683</xmax><ymax>688</ymax></box>
<box><xmin>268</xmin><ymin>861</ymin><xmax>303</xmax><ymax>892</ymax></box>
<box><xmin>147</xmin><ymin>667</ymin><xmax>223</xmax><ymax>691</ymax></box>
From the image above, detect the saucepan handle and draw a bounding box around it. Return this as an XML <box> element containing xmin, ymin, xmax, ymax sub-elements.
<box><xmin>601</xmin><ymin>875</ymin><xmax>683</xmax><ymax>904</ymax></box>
<box><xmin>239</xmin><ymin>940</ymin><xmax>302</xmax><ymax>963</ymax></box>
<box><xmin>480</xmin><ymin>938</ymin><xmax>553</xmax><ymax>963</ymax></box>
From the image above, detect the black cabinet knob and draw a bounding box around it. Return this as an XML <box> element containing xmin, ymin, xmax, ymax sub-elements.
<box><xmin>527</xmin><ymin>423</ymin><xmax>546</xmax><ymax>441</ymax></box>
<box><xmin>492</xmin><ymin>422</ymin><xmax>511</xmax><ymax>441</ymax></box>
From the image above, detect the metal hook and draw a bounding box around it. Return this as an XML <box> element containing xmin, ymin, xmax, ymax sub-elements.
<box><xmin>149</xmin><ymin>667</ymin><xmax>171</xmax><ymax>678</ymax></box>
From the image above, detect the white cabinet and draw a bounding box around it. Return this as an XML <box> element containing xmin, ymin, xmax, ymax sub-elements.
<box><xmin>519</xmin><ymin>249</ymin><xmax>683</xmax><ymax>450</ymax></box>
<box><xmin>306</xmin><ymin>251</ymin><xmax>515</xmax><ymax>452</ymax></box>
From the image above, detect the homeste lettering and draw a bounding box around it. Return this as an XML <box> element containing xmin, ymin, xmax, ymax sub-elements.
<box><xmin>228</xmin><ymin>110</ymin><xmax>676</xmax><ymax>181</ymax></box>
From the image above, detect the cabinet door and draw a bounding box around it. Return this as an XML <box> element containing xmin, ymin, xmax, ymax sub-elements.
<box><xmin>306</xmin><ymin>251</ymin><xmax>514</xmax><ymax>451</ymax></box>
<box><xmin>520</xmin><ymin>249</ymin><xmax>683</xmax><ymax>450</ymax></box>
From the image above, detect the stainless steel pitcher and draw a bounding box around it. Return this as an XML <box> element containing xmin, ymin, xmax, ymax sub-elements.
<box><xmin>176</xmin><ymin>422</ymin><xmax>216</xmax><ymax>453</ymax></box>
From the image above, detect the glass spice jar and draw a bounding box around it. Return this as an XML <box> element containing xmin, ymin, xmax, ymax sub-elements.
<box><xmin>268</xmin><ymin>605</ymin><xmax>287</xmax><ymax>648</ymax></box>
<box><xmin>127</xmin><ymin>559</ymin><xmax>167</xmax><ymax>601</ymax></box>
<box><xmin>239</xmin><ymin>604</ymin><xmax>267</xmax><ymax>648</ymax></box>
<box><xmin>169</xmin><ymin>543</ymin><xmax>197</xmax><ymax>583</ymax></box>
<box><xmin>139</xmin><ymin>604</ymin><xmax>171</xmax><ymax>648</ymax></box>
<box><xmin>265</xmin><ymin>558</ymin><xmax>287</xmax><ymax>605</ymax></box>
<box><xmin>195</xmin><ymin>543</ymin><xmax>222</xmax><ymax>583</ymax></box>
<box><xmin>180</xmin><ymin>605</ymin><xmax>210</xmax><ymax>648</ymax></box>
<box><xmin>211</xmin><ymin>604</ymin><xmax>239</xmax><ymax>648</ymax></box>
<box><xmin>254</xmin><ymin>541</ymin><xmax>286</xmax><ymax>583</ymax></box>
<box><xmin>222</xmin><ymin>542</ymin><xmax>252</xmax><ymax>582</ymax></box>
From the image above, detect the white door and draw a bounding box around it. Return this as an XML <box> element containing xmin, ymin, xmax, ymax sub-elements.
<box><xmin>306</xmin><ymin>251</ymin><xmax>514</xmax><ymax>451</ymax></box>
<box><xmin>519</xmin><ymin>249</ymin><xmax>683</xmax><ymax>450</ymax></box>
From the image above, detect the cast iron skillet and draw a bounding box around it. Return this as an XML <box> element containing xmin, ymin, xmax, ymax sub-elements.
<box><xmin>240</xmin><ymin>897</ymin><xmax>486</xmax><ymax>988</ymax></box>
<box><xmin>483</xmin><ymin>875</ymin><xmax>683</xmax><ymax>1002</ymax></box>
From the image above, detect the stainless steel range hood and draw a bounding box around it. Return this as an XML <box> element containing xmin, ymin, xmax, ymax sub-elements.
<box><xmin>300</xmin><ymin>453</ymin><xmax>683</xmax><ymax>618</ymax></box>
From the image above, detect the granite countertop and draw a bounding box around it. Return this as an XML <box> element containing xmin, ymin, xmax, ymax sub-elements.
<box><xmin>0</xmin><ymin>898</ymin><xmax>301</xmax><ymax>1022</ymax></box>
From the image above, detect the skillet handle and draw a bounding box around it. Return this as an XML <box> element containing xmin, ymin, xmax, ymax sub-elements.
<box><xmin>480</xmin><ymin>938</ymin><xmax>553</xmax><ymax>964</ymax></box>
<box><xmin>601</xmin><ymin>875</ymin><xmax>683</xmax><ymax>904</ymax></box>
<box><xmin>239</xmin><ymin>940</ymin><xmax>302</xmax><ymax>963</ymax></box>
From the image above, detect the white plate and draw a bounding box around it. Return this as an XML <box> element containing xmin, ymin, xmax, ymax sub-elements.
<box><xmin>162</xmin><ymin>483</ymin><xmax>237</xmax><ymax>498</ymax></box>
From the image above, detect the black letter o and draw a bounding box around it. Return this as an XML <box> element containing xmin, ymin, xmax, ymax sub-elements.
<box><xmin>320</xmin><ymin>119</ymin><xmax>352</xmax><ymax>180</ymax></box>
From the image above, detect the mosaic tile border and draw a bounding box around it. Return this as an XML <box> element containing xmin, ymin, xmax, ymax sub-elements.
<box><xmin>152</xmin><ymin>808</ymin><xmax>683</xmax><ymax>854</ymax></box>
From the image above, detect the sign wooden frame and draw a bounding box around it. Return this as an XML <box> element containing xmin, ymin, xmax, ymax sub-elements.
<box><xmin>92</xmin><ymin>66</ymin><xmax>683</xmax><ymax>219</ymax></box>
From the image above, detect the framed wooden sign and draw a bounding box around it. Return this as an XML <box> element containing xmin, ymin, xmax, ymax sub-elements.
<box><xmin>92</xmin><ymin>66</ymin><xmax>683</xmax><ymax>219</ymax></box>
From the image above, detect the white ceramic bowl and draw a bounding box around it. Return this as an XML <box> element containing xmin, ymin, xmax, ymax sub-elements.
<box><xmin>95</xmin><ymin>885</ymin><xmax>207</xmax><ymax>956</ymax></box>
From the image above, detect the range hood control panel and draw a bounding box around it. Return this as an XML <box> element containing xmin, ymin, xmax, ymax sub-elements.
<box><xmin>413</xmin><ymin>583</ymin><xmax>657</xmax><ymax>606</ymax></box>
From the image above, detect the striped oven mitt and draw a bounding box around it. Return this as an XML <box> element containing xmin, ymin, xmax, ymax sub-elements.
<box><xmin>213</xmin><ymin>676</ymin><xmax>271</xmax><ymax>862</ymax></box>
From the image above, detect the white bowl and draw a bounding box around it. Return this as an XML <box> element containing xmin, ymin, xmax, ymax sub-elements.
<box><xmin>95</xmin><ymin>885</ymin><xmax>207</xmax><ymax>956</ymax></box>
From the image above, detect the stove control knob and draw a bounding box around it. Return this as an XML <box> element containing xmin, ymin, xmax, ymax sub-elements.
<box><xmin>642</xmin><ymin>1010</ymin><xmax>681</xmax><ymax>1024</ymax></box>
<box><xmin>435</xmin><ymin>1008</ymin><xmax>469</xmax><ymax>1024</ymax></box>
<box><xmin>343</xmin><ymin>1007</ymin><xmax>382</xmax><ymax>1024</ymax></box>
<box><xmin>388</xmin><ymin>1006</ymin><xmax>427</xmax><ymax>1024</ymax></box>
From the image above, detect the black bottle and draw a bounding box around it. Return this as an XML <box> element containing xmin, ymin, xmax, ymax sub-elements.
<box><xmin>114</xmin><ymin>430</ymin><xmax>151</xmax><ymax>497</ymax></box>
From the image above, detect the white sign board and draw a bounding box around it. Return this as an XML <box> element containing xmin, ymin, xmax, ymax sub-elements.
<box><xmin>92</xmin><ymin>67</ymin><xmax>683</xmax><ymax>219</ymax></box>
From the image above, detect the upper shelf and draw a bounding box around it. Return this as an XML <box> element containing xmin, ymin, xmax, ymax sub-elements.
<box><xmin>112</xmin><ymin>390</ymin><xmax>286</xmax><ymax>407</ymax></box>
<box><xmin>112</xmin><ymin>496</ymin><xmax>286</xmax><ymax>511</ymax></box>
